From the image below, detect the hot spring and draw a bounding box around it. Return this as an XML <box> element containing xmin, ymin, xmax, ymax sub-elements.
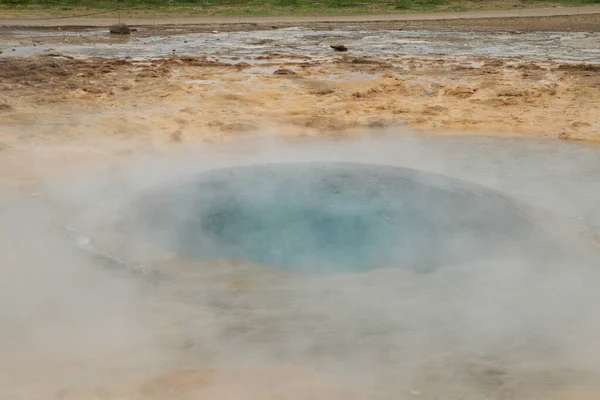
<box><xmin>124</xmin><ymin>162</ymin><xmax>540</xmax><ymax>273</ymax></box>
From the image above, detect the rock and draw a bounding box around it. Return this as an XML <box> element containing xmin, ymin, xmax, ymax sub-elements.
<box><xmin>109</xmin><ymin>22</ymin><xmax>131</xmax><ymax>35</ymax></box>
<box><xmin>330</xmin><ymin>44</ymin><xmax>348</xmax><ymax>52</ymax></box>
<box><xmin>273</xmin><ymin>68</ymin><xmax>296</xmax><ymax>76</ymax></box>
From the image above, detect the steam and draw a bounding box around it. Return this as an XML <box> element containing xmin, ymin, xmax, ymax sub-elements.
<box><xmin>1</xmin><ymin>133</ymin><xmax>599</xmax><ymax>399</ymax></box>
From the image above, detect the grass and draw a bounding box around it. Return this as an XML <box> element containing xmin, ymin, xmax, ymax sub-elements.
<box><xmin>1</xmin><ymin>0</ymin><xmax>599</xmax><ymax>17</ymax></box>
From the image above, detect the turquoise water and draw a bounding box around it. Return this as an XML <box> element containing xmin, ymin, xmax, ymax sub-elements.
<box><xmin>129</xmin><ymin>163</ymin><xmax>537</xmax><ymax>273</ymax></box>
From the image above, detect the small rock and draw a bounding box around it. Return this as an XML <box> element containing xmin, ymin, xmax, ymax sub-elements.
<box><xmin>330</xmin><ymin>44</ymin><xmax>348</xmax><ymax>52</ymax></box>
<box><xmin>212</xmin><ymin>30</ymin><xmax>219</xmax><ymax>34</ymax></box>
<box><xmin>273</xmin><ymin>68</ymin><xmax>296</xmax><ymax>76</ymax></box>
<box><xmin>130</xmin><ymin>28</ymin><xmax>138</xmax><ymax>32</ymax></box>
<box><xmin>109</xmin><ymin>22</ymin><xmax>131</xmax><ymax>35</ymax></box>
<box><xmin>12</xmin><ymin>48</ymin><xmax>15</xmax><ymax>52</ymax></box>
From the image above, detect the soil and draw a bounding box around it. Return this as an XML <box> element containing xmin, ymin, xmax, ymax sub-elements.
<box><xmin>1</xmin><ymin>44</ymin><xmax>599</xmax><ymax>150</ymax></box>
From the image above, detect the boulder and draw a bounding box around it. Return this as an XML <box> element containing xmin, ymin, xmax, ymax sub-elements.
<box><xmin>330</xmin><ymin>44</ymin><xmax>348</xmax><ymax>52</ymax></box>
<box><xmin>109</xmin><ymin>22</ymin><xmax>131</xmax><ymax>35</ymax></box>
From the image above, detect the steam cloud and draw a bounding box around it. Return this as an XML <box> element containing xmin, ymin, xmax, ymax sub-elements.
<box><xmin>1</xmin><ymin>133</ymin><xmax>599</xmax><ymax>399</ymax></box>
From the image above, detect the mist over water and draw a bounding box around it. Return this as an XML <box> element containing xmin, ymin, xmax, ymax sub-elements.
<box><xmin>125</xmin><ymin>162</ymin><xmax>543</xmax><ymax>274</ymax></box>
<box><xmin>1</xmin><ymin>134</ymin><xmax>600</xmax><ymax>399</ymax></box>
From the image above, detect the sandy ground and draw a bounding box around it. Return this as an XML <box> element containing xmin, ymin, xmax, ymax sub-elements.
<box><xmin>1</xmin><ymin>14</ymin><xmax>600</xmax><ymax>400</ymax></box>
<box><xmin>1</xmin><ymin>4</ymin><xmax>600</xmax><ymax>26</ymax></box>
<box><xmin>1</xmin><ymin>53</ymin><xmax>597</xmax><ymax>143</ymax></box>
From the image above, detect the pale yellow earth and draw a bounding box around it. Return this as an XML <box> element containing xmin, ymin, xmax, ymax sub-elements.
<box><xmin>1</xmin><ymin>51</ymin><xmax>599</xmax><ymax>186</ymax></box>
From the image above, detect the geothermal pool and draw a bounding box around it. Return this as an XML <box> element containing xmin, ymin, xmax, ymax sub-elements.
<box><xmin>125</xmin><ymin>162</ymin><xmax>540</xmax><ymax>273</ymax></box>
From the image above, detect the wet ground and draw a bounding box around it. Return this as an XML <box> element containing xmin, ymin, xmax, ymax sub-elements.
<box><xmin>2</xmin><ymin>24</ymin><xmax>600</xmax><ymax>63</ymax></box>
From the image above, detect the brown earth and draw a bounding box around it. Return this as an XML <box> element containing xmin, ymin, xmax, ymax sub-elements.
<box><xmin>1</xmin><ymin>4</ymin><xmax>600</xmax><ymax>29</ymax></box>
<box><xmin>3</xmin><ymin>12</ymin><xmax>600</xmax><ymax>31</ymax></box>
<box><xmin>1</xmin><ymin>52</ymin><xmax>599</xmax><ymax>153</ymax></box>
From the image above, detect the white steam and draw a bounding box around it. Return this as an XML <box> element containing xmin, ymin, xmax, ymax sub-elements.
<box><xmin>1</xmin><ymin>133</ymin><xmax>599</xmax><ymax>399</ymax></box>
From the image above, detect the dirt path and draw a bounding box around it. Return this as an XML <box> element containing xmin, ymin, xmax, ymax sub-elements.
<box><xmin>0</xmin><ymin>4</ymin><xmax>599</xmax><ymax>27</ymax></box>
